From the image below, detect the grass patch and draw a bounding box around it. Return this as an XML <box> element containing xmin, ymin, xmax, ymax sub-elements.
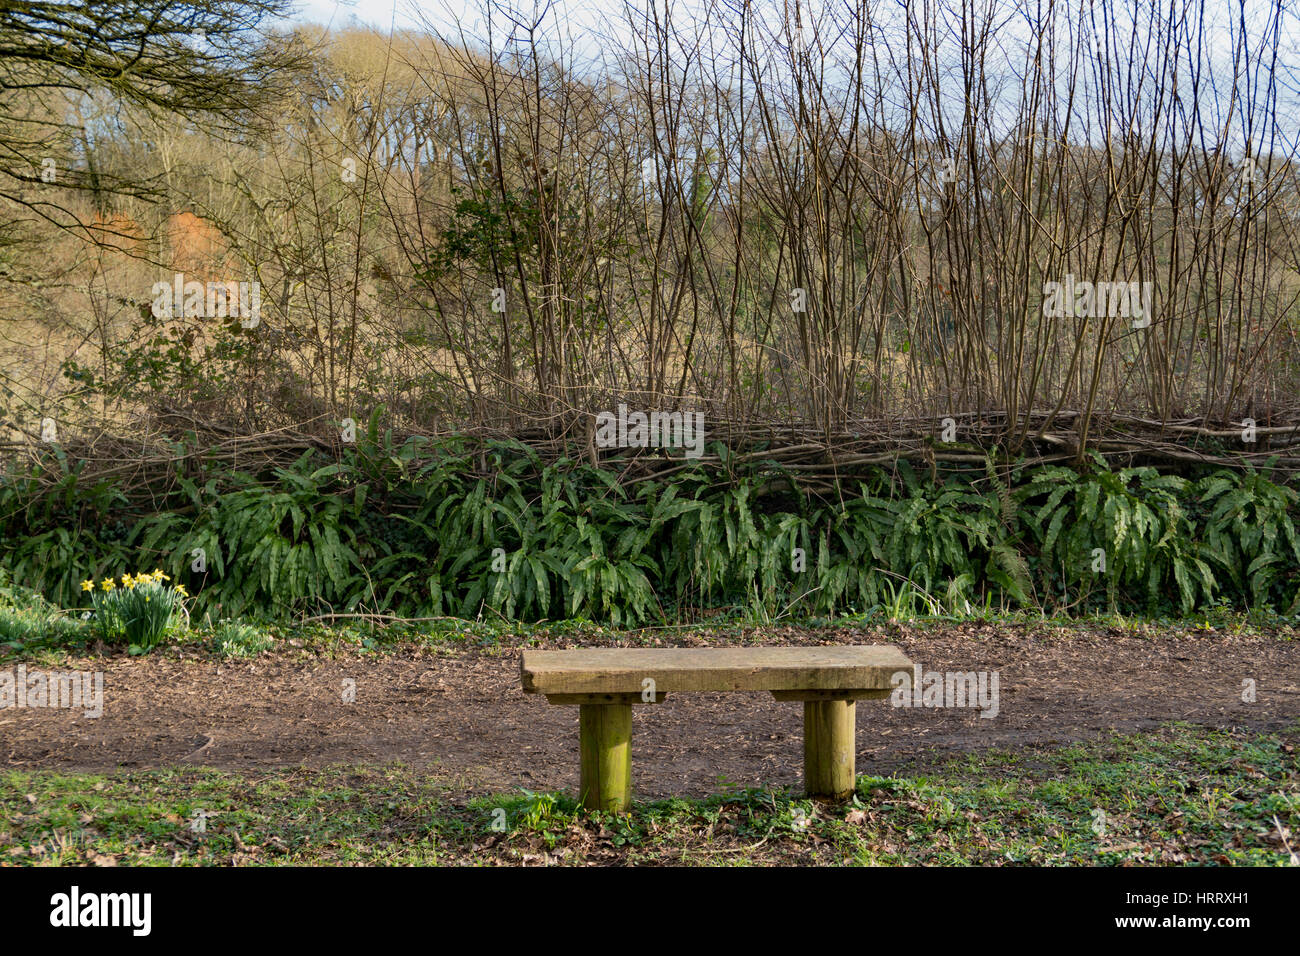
<box><xmin>0</xmin><ymin>570</ymin><xmax>89</xmax><ymax>658</ymax></box>
<box><xmin>2</xmin><ymin>724</ymin><xmax>1294</xmax><ymax>866</ymax></box>
<box><xmin>208</xmin><ymin>620</ymin><xmax>275</xmax><ymax>658</ymax></box>
<box><xmin>2</xmin><ymin>603</ymin><xmax>1295</xmax><ymax>667</ymax></box>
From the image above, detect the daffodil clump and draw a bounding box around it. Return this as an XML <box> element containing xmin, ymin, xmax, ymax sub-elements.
<box><xmin>81</xmin><ymin>569</ymin><xmax>189</xmax><ymax>651</ymax></box>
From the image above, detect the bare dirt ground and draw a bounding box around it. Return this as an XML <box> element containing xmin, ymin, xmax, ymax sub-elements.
<box><xmin>3</xmin><ymin>624</ymin><xmax>1298</xmax><ymax>799</ymax></box>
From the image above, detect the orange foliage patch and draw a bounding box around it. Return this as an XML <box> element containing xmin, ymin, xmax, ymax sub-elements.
<box><xmin>166</xmin><ymin>210</ymin><xmax>227</xmax><ymax>275</ymax></box>
<box><xmin>88</xmin><ymin>213</ymin><xmax>146</xmax><ymax>255</ymax></box>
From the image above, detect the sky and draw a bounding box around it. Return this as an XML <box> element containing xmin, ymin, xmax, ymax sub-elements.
<box><xmin>279</xmin><ymin>0</ymin><xmax>1300</xmax><ymax>153</ymax></box>
<box><xmin>291</xmin><ymin>0</ymin><xmax>428</xmax><ymax>30</ymax></box>
<box><xmin>285</xmin><ymin>0</ymin><xmax>653</xmax><ymax>75</ymax></box>
<box><xmin>289</xmin><ymin>0</ymin><xmax>612</xmax><ymax>39</ymax></box>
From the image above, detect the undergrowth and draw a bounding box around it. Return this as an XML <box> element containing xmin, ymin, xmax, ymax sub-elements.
<box><xmin>2</xmin><ymin>429</ymin><xmax>1298</xmax><ymax>626</ymax></box>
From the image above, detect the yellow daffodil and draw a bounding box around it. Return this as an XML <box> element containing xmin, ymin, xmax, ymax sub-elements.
<box><xmin>81</xmin><ymin>579</ymin><xmax>94</xmax><ymax>592</ymax></box>
<box><xmin>175</xmin><ymin>584</ymin><xmax>189</xmax><ymax>597</ymax></box>
<box><xmin>121</xmin><ymin>574</ymin><xmax>136</xmax><ymax>589</ymax></box>
<box><xmin>100</xmin><ymin>579</ymin><xmax>115</xmax><ymax>591</ymax></box>
<box><xmin>152</xmin><ymin>569</ymin><xmax>170</xmax><ymax>582</ymax></box>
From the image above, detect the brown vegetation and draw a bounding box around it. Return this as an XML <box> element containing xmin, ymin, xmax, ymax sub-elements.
<box><xmin>3</xmin><ymin>3</ymin><xmax>1299</xmax><ymax>472</ymax></box>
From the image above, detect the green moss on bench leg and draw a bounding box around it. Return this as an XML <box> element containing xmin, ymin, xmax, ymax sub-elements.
<box><xmin>803</xmin><ymin>700</ymin><xmax>855</xmax><ymax>798</ymax></box>
<box><xmin>579</xmin><ymin>702</ymin><xmax>632</xmax><ymax>812</ymax></box>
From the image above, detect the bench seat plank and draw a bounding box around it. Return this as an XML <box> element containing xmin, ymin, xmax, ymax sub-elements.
<box><xmin>521</xmin><ymin>646</ymin><xmax>911</xmax><ymax>696</ymax></box>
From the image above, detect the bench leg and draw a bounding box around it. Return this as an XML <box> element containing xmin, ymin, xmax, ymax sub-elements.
<box><xmin>579</xmin><ymin>702</ymin><xmax>632</xmax><ymax>812</ymax></box>
<box><xmin>803</xmin><ymin>700</ymin><xmax>855</xmax><ymax>799</ymax></box>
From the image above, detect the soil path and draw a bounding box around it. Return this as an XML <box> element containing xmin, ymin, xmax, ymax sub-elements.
<box><xmin>3</xmin><ymin>625</ymin><xmax>1297</xmax><ymax>798</ymax></box>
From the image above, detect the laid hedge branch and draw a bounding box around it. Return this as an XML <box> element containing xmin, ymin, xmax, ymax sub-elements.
<box><xmin>2</xmin><ymin>406</ymin><xmax>1296</xmax><ymax>509</ymax></box>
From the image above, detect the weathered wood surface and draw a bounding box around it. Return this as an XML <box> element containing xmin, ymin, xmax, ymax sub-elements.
<box><xmin>579</xmin><ymin>703</ymin><xmax>632</xmax><ymax>811</ymax></box>
<box><xmin>547</xmin><ymin>693</ymin><xmax>668</xmax><ymax>705</ymax></box>
<box><xmin>521</xmin><ymin>646</ymin><xmax>912</xmax><ymax>697</ymax></box>
<box><xmin>770</xmin><ymin>688</ymin><xmax>890</xmax><ymax>701</ymax></box>
<box><xmin>803</xmin><ymin>699</ymin><xmax>856</xmax><ymax>798</ymax></box>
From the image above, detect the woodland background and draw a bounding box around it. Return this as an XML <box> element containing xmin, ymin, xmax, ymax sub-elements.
<box><xmin>3</xmin><ymin>1</ymin><xmax>1297</xmax><ymax>465</ymax></box>
<box><xmin>2</xmin><ymin>1</ymin><xmax>1300</xmax><ymax>623</ymax></box>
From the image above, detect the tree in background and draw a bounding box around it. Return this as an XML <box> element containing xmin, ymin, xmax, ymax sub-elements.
<box><xmin>0</xmin><ymin>0</ymin><xmax>306</xmax><ymax>431</ymax></box>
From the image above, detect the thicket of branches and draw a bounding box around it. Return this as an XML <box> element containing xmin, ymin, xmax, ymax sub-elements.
<box><xmin>4</xmin><ymin>0</ymin><xmax>1300</xmax><ymax>478</ymax></box>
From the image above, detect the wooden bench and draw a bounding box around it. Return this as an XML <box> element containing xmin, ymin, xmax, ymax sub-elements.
<box><xmin>520</xmin><ymin>645</ymin><xmax>913</xmax><ymax>811</ymax></box>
